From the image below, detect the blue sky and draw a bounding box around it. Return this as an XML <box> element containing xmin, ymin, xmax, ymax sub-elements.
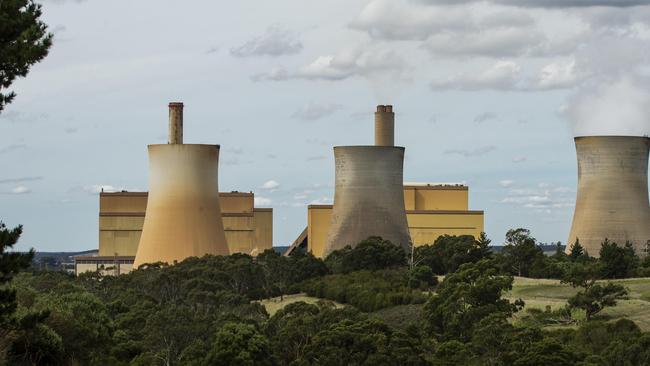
<box><xmin>2</xmin><ymin>0</ymin><xmax>650</xmax><ymax>251</ymax></box>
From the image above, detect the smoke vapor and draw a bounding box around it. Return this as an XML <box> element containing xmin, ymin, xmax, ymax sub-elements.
<box><xmin>569</xmin><ymin>76</ymin><xmax>650</xmax><ymax>137</ymax></box>
<box><xmin>565</xmin><ymin>32</ymin><xmax>650</xmax><ymax>137</ymax></box>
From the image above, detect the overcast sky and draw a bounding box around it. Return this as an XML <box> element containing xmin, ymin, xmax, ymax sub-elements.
<box><xmin>2</xmin><ymin>0</ymin><xmax>650</xmax><ymax>252</ymax></box>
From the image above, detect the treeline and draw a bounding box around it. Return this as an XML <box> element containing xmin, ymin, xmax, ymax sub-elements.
<box><xmin>2</xmin><ymin>222</ymin><xmax>650</xmax><ymax>365</ymax></box>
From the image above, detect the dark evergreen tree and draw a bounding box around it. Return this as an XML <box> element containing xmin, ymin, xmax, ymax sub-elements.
<box><xmin>0</xmin><ymin>222</ymin><xmax>33</xmax><ymax>325</ymax></box>
<box><xmin>599</xmin><ymin>239</ymin><xmax>639</xmax><ymax>279</ymax></box>
<box><xmin>0</xmin><ymin>0</ymin><xmax>53</xmax><ymax>112</ymax></box>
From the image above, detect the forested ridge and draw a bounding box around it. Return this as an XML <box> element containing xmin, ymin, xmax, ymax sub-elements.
<box><xmin>2</xmin><ymin>226</ymin><xmax>650</xmax><ymax>365</ymax></box>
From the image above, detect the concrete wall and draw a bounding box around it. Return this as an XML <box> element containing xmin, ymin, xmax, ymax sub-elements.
<box><xmin>568</xmin><ymin>136</ymin><xmax>650</xmax><ymax>257</ymax></box>
<box><xmin>99</xmin><ymin>192</ymin><xmax>272</xmax><ymax>257</ymax></box>
<box><xmin>308</xmin><ymin>185</ymin><xmax>484</xmax><ymax>258</ymax></box>
<box><xmin>134</xmin><ymin>144</ymin><xmax>229</xmax><ymax>266</ymax></box>
<box><xmin>325</xmin><ymin>146</ymin><xmax>412</xmax><ymax>256</ymax></box>
<box><xmin>404</xmin><ymin>185</ymin><xmax>469</xmax><ymax>211</ymax></box>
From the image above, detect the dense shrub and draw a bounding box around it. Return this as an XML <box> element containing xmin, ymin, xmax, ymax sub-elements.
<box><xmin>302</xmin><ymin>269</ymin><xmax>427</xmax><ymax>312</ymax></box>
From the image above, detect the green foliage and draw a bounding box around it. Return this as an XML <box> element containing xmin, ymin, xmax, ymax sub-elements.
<box><xmin>324</xmin><ymin>237</ymin><xmax>407</xmax><ymax>274</ymax></box>
<box><xmin>501</xmin><ymin>228</ymin><xmax>545</xmax><ymax>277</ymax></box>
<box><xmin>297</xmin><ymin>318</ymin><xmax>429</xmax><ymax>366</ymax></box>
<box><xmin>0</xmin><ymin>222</ymin><xmax>33</xmax><ymax>325</ymax></box>
<box><xmin>414</xmin><ymin>234</ymin><xmax>491</xmax><ymax>275</ymax></box>
<box><xmin>408</xmin><ymin>265</ymin><xmax>438</xmax><ymax>290</ymax></box>
<box><xmin>568</xmin><ymin>282</ymin><xmax>628</xmax><ymax>321</ymax></box>
<box><xmin>424</xmin><ymin>259</ymin><xmax>524</xmax><ymax>341</ymax></box>
<box><xmin>570</xmin><ymin>239</ymin><xmax>591</xmax><ymax>262</ymax></box>
<box><xmin>302</xmin><ymin>269</ymin><xmax>427</xmax><ymax>312</ymax></box>
<box><xmin>205</xmin><ymin>322</ymin><xmax>275</xmax><ymax>366</ymax></box>
<box><xmin>0</xmin><ymin>0</ymin><xmax>53</xmax><ymax>112</ymax></box>
<box><xmin>561</xmin><ymin>261</ymin><xmax>628</xmax><ymax>321</ymax></box>
<box><xmin>599</xmin><ymin>240</ymin><xmax>640</xmax><ymax>279</ymax></box>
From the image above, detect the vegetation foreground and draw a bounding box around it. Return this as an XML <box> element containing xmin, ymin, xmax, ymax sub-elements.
<box><xmin>3</xmin><ymin>224</ymin><xmax>650</xmax><ymax>365</ymax></box>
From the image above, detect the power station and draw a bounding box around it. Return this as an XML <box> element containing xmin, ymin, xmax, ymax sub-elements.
<box><xmin>75</xmin><ymin>103</ymin><xmax>273</xmax><ymax>275</ymax></box>
<box><xmin>324</xmin><ymin>106</ymin><xmax>412</xmax><ymax>256</ymax></box>
<box><xmin>567</xmin><ymin>136</ymin><xmax>650</xmax><ymax>257</ymax></box>
<box><xmin>285</xmin><ymin>105</ymin><xmax>485</xmax><ymax>258</ymax></box>
<box><xmin>76</xmin><ymin>103</ymin><xmax>488</xmax><ymax>273</ymax></box>
<box><xmin>133</xmin><ymin>102</ymin><xmax>230</xmax><ymax>266</ymax></box>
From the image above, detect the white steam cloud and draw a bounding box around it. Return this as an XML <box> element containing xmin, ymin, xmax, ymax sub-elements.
<box><xmin>568</xmin><ymin>76</ymin><xmax>650</xmax><ymax>137</ymax></box>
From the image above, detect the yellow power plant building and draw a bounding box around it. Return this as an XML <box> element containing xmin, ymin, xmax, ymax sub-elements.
<box><xmin>290</xmin><ymin>183</ymin><xmax>484</xmax><ymax>258</ymax></box>
<box><xmin>98</xmin><ymin>191</ymin><xmax>273</xmax><ymax>257</ymax></box>
<box><xmin>75</xmin><ymin>191</ymin><xmax>273</xmax><ymax>275</ymax></box>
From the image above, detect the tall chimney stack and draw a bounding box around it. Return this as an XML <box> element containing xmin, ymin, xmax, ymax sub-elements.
<box><xmin>375</xmin><ymin>105</ymin><xmax>394</xmax><ymax>146</ymax></box>
<box><xmin>168</xmin><ymin>102</ymin><xmax>183</xmax><ymax>144</ymax></box>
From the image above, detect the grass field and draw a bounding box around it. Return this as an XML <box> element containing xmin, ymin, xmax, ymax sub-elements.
<box><xmin>259</xmin><ymin>277</ymin><xmax>650</xmax><ymax>330</ymax></box>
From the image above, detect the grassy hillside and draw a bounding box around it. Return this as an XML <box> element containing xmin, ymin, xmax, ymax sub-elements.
<box><xmin>260</xmin><ymin>277</ymin><xmax>650</xmax><ymax>331</ymax></box>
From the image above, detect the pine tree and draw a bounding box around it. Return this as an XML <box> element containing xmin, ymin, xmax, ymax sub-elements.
<box><xmin>569</xmin><ymin>239</ymin><xmax>586</xmax><ymax>262</ymax></box>
<box><xmin>0</xmin><ymin>0</ymin><xmax>53</xmax><ymax>112</ymax></box>
<box><xmin>0</xmin><ymin>222</ymin><xmax>33</xmax><ymax>326</ymax></box>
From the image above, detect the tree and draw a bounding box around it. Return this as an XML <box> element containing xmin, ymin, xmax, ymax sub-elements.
<box><xmin>424</xmin><ymin>259</ymin><xmax>524</xmax><ymax>341</ymax></box>
<box><xmin>562</xmin><ymin>262</ymin><xmax>628</xmax><ymax>321</ymax></box>
<box><xmin>569</xmin><ymin>239</ymin><xmax>589</xmax><ymax>262</ymax></box>
<box><xmin>324</xmin><ymin>237</ymin><xmax>406</xmax><ymax>274</ymax></box>
<box><xmin>257</xmin><ymin>250</ymin><xmax>293</xmax><ymax>300</ymax></box>
<box><xmin>205</xmin><ymin>322</ymin><xmax>275</xmax><ymax>366</ymax></box>
<box><xmin>0</xmin><ymin>0</ymin><xmax>53</xmax><ymax>112</ymax></box>
<box><xmin>298</xmin><ymin>319</ymin><xmax>428</xmax><ymax>366</ymax></box>
<box><xmin>413</xmin><ymin>234</ymin><xmax>492</xmax><ymax>275</ymax></box>
<box><xmin>0</xmin><ymin>222</ymin><xmax>34</xmax><ymax>326</ymax></box>
<box><xmin>501</xmin><ymin>228</ymin><xmax>544</xmax><ymax>277</ymax></box>
<box><xmin>599</xmin><ymin>240</ymin><xmax>639</xmax><ymax>279</ymax></box>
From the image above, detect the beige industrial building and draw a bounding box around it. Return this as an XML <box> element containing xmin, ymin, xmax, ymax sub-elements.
<box><xmin>567</xmin><ymin>136</ymin><xmax>650</xmax><ymax>257</ymax></box>
<box><xmin>288</xmin><ymin>183</ymin><xmax>484</xmax><ymax>258</ymax></box>
<box><xmin>287</xmin><ymin>106</ymin><xmax>484</xmax><ymax>258</ymax></box>
<box><xmin>75</xmin><ymin>103</ymin><xmax>273</xmax><ymax>275</ymax></box>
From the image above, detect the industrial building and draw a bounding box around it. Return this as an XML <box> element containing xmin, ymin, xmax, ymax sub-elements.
<box><xmin>287</xmin><ymin>106</ymin><xmax>484</xmax><ymax>258</ymax></box>
<box><xmin>287</xmin><ymin>183</ymin><xmax>484</xmax><ymax>258</ymax></box>
<box><xmin>567</xmin><ymin>136</ymin><xmax>650</xmax><ymax>257</ymax></box>
<box><xmin>324</xmin><ymin>105</ymin><xmax>411</xmax><ymax>256</ymax></box>
<box><xmin>75</xmin><ymin>103</ymin><xmax>273</xmax><ymax>275</ymax></box>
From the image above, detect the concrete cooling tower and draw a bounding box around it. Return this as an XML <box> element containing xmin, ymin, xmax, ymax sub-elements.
<box><xmin>133</xmin><ymin>102</ymin><xmax>229</xmax><ymax>267</ymax></box>
<box><xmin>323</xmin><ymin>105</ymin><xmax>411</xmax><ymax>257</ymax></box>
<box><xmin>567</xmin><ymin>136</ymin><xmax>650</xmax><ymax>257</ymax></box>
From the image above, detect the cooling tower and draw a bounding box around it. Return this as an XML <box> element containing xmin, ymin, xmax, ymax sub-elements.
<box><xmin>133</xmin><ymin>103</ymin><xmax>229</xmax><ymax>267</ymax></box>
<box><xmin>323</xmin><ymin>105</ymin><xmax>411</xmax><ymax>256</ymax></box>
<box><xmin>567</xmin><ymin>136</ymin><xmax>650</xmax><ymax>257</ymax></box>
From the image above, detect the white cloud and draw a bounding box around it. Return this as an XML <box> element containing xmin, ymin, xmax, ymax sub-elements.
<box><xmin>419</xmin><ymin>0</ymin><xmax>650</xmax><ymax>7</ymax></box>
<box><xmin>513</xmin><ymin>156</ymin><xmax>528</xmax><ymax>163</ymax></box>
<box><xmin>431</xmin><ymin>61</ymin><xmax>521</xmax><ymax>91</ymax></box>
<box><xmin>260</xmin><ymin>180</ymin><xmax>280</xmax><ymax>190</ymax></box>
<box><xmin>254</xmin><ymin>196</ymin><xmax>273</xmax><ymax>206</ymax></box>
<box><xmin>251</xmin><ymin>66</ymin><xmax>290</xmax><ymax>82</ymax></box>
<box><xmin>11</xmin><ymin>186</ymin><xmax>31</xmax><ymax>194</ymax></box>
<box><xmin>500</xmin><ymin>183</ymin><xmax>575</xmax><ymax>213</ymax></box>
<box><xmin>422</xmin><ymin>27</ymin><xmax>545</xmax><ymax>58</ymax></box>
<box><xmin>533</xmin><ymin>59</ymin><xmax>581</xmax><ymax>90</ymax></box>
<box><xmin>499</xmin><ymin>180</ymin><xmax>514</xmax><ymax>188</ymax></box>
<box><xmin>230</xmin><ymin>26</ymin><xmax>303</xmax><ymax>57</ymax></box>
<box><xmin>350</xmin><ymin>0</ymin><xmax>471</xmax><ymax>41</ymax></box>
<box><xmin>298</xmin><ymin>46</ymin><xmax>406</xmax><ymax>81</ymax></box>
<box><xmin>291</xmin><ymin>103</ymin><xmax>343</xmax><ymax>121</ymax></box>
